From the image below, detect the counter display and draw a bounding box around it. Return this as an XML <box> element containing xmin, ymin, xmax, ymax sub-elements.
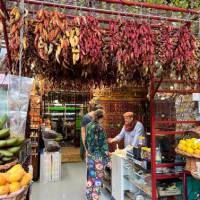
<box><xmin>111</xmin><ymin>149</ymin><xmax>182</xmax><ymax>200</ymax></box>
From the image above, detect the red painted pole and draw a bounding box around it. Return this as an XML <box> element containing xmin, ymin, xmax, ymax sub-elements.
<box><xmin>150</xmin><ymin>77</ymin><xmax>157</xmax><ymax>200</ymax></box>
<box><xmin>97</xmin><ymin>0</ymin><xmax>200</xmax><ymax>14</ymax></box>
<box><xmin>8</xmin><ymin>0</ymin><xmax>196</xmax><ymax>23</ymax></box>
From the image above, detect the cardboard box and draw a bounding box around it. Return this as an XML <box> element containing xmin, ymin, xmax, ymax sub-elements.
<box><xmin>40</xmin><ymin>151</ymin><xmax>61</xmax><ymax>182</ymax></box>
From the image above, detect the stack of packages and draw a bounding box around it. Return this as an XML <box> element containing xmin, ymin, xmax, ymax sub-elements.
<box><xmin>40</xmin><ymin>130</ymin><xmax>61</xmax><ymax>182</ymax></box>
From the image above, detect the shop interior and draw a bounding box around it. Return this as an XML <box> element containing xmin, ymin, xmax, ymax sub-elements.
<box><xmin>0</xmin><ymin>0</ymin><xmax>200</xmax><ymax>200</ymax></box>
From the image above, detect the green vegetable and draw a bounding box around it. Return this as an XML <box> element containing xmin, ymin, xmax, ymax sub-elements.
<box><xmin>0</xmin><ymin>140</ymin><xmax>6</xmax><ymax>148</ymax></box>
<box><xmin>7</xmin><ymin>146</ymin><xmax>21</xmax><ymax>154</ymax></box>
<box><xmin>0</xmin><ymin>114</ymin><xmax>8</xmax><ymax>130</ymax></box>
<box><xmin>2</xmin><ymin>157</ymin><xmax>14</xmax><ymax>162</ymax></box>
<box><xmin>6</xmin><ymin>138</ymin><xmax>18</xmax><ymax>147</ymax></box>
<box><xmin>0</xmin><ymin>128</ymin><xmax>10</xmax><ymax>140</ymax></box>
<box><xmin>15</xmin><ymin>137</ymin><xmax>25</xmax><ymax>146</ymax></box>
<box><xmin>0</xmin><ymin>150</ymin><xmax>13</xmax><ymax>157</ymax></box>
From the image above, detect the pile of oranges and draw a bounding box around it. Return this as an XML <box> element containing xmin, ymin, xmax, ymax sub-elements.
<box><xmin>178</xmin><ymin>138</ymin><xmax>200</xmax><ymax>155</ymax></box>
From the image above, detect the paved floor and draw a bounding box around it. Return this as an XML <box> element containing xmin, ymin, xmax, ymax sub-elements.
<box><xmin>31</xmin><ymin>162</ymin><xmax>111</xmax><ymax>200</ymax></box>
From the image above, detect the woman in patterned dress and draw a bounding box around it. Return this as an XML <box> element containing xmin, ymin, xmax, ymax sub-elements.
<box><xmin>85</xmin><ymin>109</ymin><xmax>110</xmax><ymax>200</ymax></box>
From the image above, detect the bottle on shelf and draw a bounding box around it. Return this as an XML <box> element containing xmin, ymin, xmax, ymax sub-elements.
<box><xmin>156</xmin><ymin>146</ymin><xmax>162</xmax><ymax>173</ymax></box>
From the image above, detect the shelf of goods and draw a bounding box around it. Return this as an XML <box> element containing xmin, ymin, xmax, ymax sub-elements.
<box><xmin>150</xmin><ymin>78</ymin><xmax>200</xmax><ymax>200</ymax></box>
<box><xmin>112</xmin><ymin>153</ymin><xmax>183</xmax><ymax>200</ymax></box>
<box><xmin>40</xmin><ymin>129</ymin><xmax>61</xmax><ymax>182</ymax></box>
<box><xmin>28</xmin><ymin>95</ymin><xmax>41</xmax><ymax>181</ymax></box>
<box><xmin>111</xmin><ymin>154</ymin><xmax>152</xmax><ymax>200</ymax></box>
<box><xmin>42</xmin><ymin>91</ymin><xmax>89</xmax><ymax>121</ymax></box>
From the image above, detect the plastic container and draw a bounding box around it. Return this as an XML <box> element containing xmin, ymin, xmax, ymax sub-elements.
<box><xmin>156</xmin><ymin>146</ymin><xmax>162</xmax><ymax>173</ymax></box>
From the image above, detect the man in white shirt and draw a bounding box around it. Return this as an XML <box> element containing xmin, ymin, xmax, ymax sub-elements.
<box><xmin>108</xmin><ymin>112</ymin><xmax>144</xmax><ymax>147</ymax></box>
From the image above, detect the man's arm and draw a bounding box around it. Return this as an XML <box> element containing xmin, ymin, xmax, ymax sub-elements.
<box><xmin>108</xmin><ymin>126</ymin><xmax>125</xmax><ymax>143</ymax></box>
<box><xmin>81</xmin><ymin>115</ymin><xmax>90</xmax><ymax>151</ymax></box>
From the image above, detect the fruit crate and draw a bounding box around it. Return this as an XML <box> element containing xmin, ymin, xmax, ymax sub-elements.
<box><xmin>0</xmin><ymin>185</ymin><xmax>30</xmax><ymax>200</ymax></box>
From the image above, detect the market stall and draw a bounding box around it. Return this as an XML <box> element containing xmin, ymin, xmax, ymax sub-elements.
<box><xmin>0</xmin><ymin>0</ymin><xmax>200</xmax><ymax>200</ymax></box>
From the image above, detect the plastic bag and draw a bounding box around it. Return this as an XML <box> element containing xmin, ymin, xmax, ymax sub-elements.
<box><xmin>45</xmin><ymin>141</ymin><xmax>60</xmax><ymax>152</ymax></box>
<box><xmin>9</xmin><ymin>111</ymin><xmax>27</xmax><ymax>137</ymax></box>
<box><xmin>0</xmin><ymin>74</ymin><xmax>9</xmax><ymax>116</ymax></box>
<box><xmin>7</xmin><ymin>75</ymin><xmax>33</xmax><ymax>136</ymax></box>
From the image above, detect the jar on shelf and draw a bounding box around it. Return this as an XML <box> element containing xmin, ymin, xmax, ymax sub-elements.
<box><xmin>138</xmin><ymin>136</ymin><xmax>146</xmax><ymax>147</ymax></box>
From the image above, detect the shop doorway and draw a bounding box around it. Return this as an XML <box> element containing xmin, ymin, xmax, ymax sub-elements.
<box><xmin>42</xmin><ymin>90</ymin><xmax>90</xmax><ymax>162</ymax></box>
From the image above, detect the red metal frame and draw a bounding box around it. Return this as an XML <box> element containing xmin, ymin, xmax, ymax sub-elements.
<box><xmin>98</xmin><ymin>0</ymin><xmax>200</xmax><ymax>14</ymax></box>
<box><xmin>150</xmin><ymin>78</ymin><xmax>200</xmax><ymax>200</ymax></box>
<box><xmin>156</xmin><ymin>163</ymin><xmax>185</xmax><ymax>168</ymax></box>
<box><xmin>3</xmin><ymin>0</ymin><xmax>198</xmax><ymax>71</ymax></box>
<box><xmin>156</xmin><ymin>173</ymin><xmax>183</xmax><ymax>180</ymax></box>
<box><xmin>157</xmin><ymin>120</ymin><xmax>200</xmax><ymax>124</ymax></box>
<box><xmin>156</xmin><ymin>131</ymin><xmax>189</xmax><ymax>135</ymax></box>
<box><xmin>8</xmin><ymin>0</ymin><xmax>195</xmax><ymax>23</ymax></box>
<box><xmin>150</xmin><ymin>78</ymin><xmax>157</xmax><ymax>200</ymax></box>
<box><xmin>157</xmin><ymin>89</ymin><xmax>200</xmax><ymax>93</ymax></box>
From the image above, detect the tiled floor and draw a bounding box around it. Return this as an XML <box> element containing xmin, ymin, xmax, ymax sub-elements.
<box><xmin>31</xmin><ymin>162</ymin><xmax>111</xmax><ymax>200</ymax></box>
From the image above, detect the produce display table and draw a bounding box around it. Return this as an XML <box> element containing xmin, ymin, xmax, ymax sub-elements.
<box><xmin>0</xmin><ymin>185</ymin><xmax>30</xmax><ymax>200</ymax></box>
<box><xmin>111</xmin><ymin>154</ymin><xmax>131</xmax><ymax>200</ymax></box>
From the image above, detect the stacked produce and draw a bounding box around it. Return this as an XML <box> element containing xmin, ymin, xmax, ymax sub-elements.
<box><xmin>177</xmin><ymin>138</ymin><xmax>200</xmax><ymax>155</ymax></box>
<box><xmin>9</xmin><ymin>7</ymin><xmax>29</xmax><ymax>63</ymax></box>
<box><xmin>34</xmin><ymin>9</ymin><xmax>69</xmax><ymax>63</ymax></box>
<box><xmin>70</xmin><ymin>18</ymin><xmax>80</xmax><ymax>65</ymax></box>
<box><xmin>80</xmin><ymin>16</ymin><xmax>103</xmax><ymax>67</ymax></box>
<box><xmin>173</xmin><ymin>22</ymin><xmax>196</xmax><ymax>79</ymax></box>
<box><xmin>155</xmin><ymin>25</ymin><xmax>174</xmax><ymax>68</ymax></box>
<box><xmin>0</xmin><ymin>114</ymin><xmax>24</xmax><ymax>165</ymax></box>
<box><xmin>7</xmin><ymin>7</ymin><xmax>198</xmax><ymax>87</ymax></box>
<box><xmin>109</xmin><ymin>20</ymin><xmax>155</xmax><ymax>83</ymax></box>
<box><xmin>0</xmin><ymin>164</ymin><xmax>32</xmax><ymax>196</ymax></box>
